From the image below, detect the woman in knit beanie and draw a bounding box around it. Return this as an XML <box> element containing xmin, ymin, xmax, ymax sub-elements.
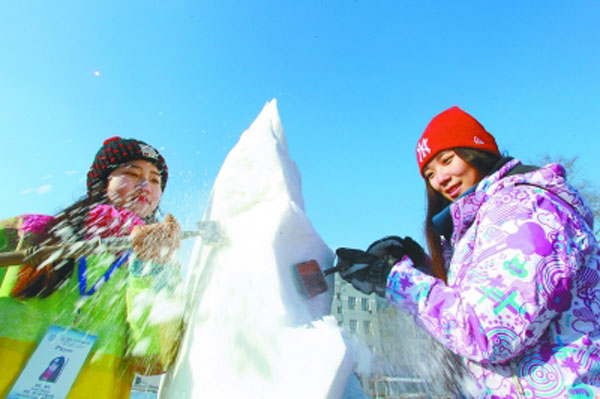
<box><xmin>0</xmin><ymin>137</ymin><xmax>183</xmax><ymax>399</ymax></box>
<box><xmin>339</xmin><ymin>107</ymin><xmax>600</xmax><ymax>398</ymax></box>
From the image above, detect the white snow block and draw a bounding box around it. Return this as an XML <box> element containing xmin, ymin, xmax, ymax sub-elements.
<box><xmin>159</xmin><ymin>99</ymin><xmax>353</xmax><ymax>399</ymax></box>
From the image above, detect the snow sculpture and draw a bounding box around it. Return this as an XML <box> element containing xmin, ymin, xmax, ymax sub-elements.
<box><xmin>159</xmin><ymin>99</ymin><xmax>353</xmax><ymax>398</ymax></box>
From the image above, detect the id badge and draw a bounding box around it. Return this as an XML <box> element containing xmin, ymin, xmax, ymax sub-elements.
<box><xmin>8</xmin><ymin>325</ymin><xmax>97</xmax><ymax>399</ymax></box>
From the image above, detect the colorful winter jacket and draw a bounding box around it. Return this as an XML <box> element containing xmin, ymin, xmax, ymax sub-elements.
<box><xmin>386</xmin><ymin>159</ymin><xmax>600</xmax><ymax>398</ymax></box>
<box><xmin>0</xmin><ymin>209</ymin><xmax>183</xmax><ymax>399</ymax></box>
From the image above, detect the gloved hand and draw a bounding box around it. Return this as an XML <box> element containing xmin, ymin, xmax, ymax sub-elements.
<box><xmin>336</xmin><ymin>236</ymin><xmax>432</xmax><ymax>297</ymax></box>
<box><xmin>399</xmin><ymin>236</ymin><xmax>432</xmax><ymax>275</ymax></box>
<box><xmin>131</xmin><ymin>214</ymin><xmax>181</xmax><ymax>264</ymax></box>
<box><xmin>335</xmin><ymin>247</ymin><xmax>391</xmax><ymax>297</ymax></box>
<box><xmin>366</xmin><ymin>235</ymin><xmax>406</xmax><ymax>263</ymax></box>
<box><xmin>368</xmin><ymin>235</ymin><xmax>432</xmax><ymax>274</ymax></box>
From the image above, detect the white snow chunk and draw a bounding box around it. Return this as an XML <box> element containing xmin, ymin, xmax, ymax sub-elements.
<box><xmin>159</xmin><ymin>99</ymin><xmax>353</xmax><ymax>399</ymax></box>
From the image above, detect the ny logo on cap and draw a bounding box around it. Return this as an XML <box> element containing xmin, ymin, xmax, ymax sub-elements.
<box><xmin>416</xmin><ymin>138</ymin><xmax>431</xmax><ymax>163</ymax></box>
<box><xmin>140</xmin><ymin>144</ymin><xmax>159</xmax><ymax>159</ymax></box>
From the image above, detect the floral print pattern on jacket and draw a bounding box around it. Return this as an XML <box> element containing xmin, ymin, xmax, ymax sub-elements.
<box><xmin>387</xmin><ymin>159</ymin><xmax>600</xmax><ymax>398</ymax></box>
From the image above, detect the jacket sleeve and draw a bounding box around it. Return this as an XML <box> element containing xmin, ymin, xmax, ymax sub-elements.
<box><xmin>0</xmin><ymin>217</ymin><xmax>24</xmax><ymax>295</ymax></box>
<box><xmin>0</xmin><ymin>215</ymin><xmax>54</xmax><ymax>297</ymax></box>
<box><xmin>385</xmin><ymin>185</ymin><xmax>590</xmax><ymax>364</ymax></box>
<box><xmin>125</xmin><ymin>255</ymin><xmax>184</xmax><ymax>374</ymax></box>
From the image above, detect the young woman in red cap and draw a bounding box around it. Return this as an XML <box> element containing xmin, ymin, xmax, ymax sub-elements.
<box><xmin>0</xmin><ymin>137</ymin><xmax>183</xmax><ymax>399</ymax></box>
<box><xmin>339</xmin><ymin>107</ymin><xmax>600</xmax><ymax>398</ymax></box>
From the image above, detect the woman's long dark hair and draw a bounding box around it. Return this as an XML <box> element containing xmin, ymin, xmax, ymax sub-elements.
<box><xmin>11</xmin><ymin>182</ymin><xmax>108</xmax><ymax>299</ymax></box>
<box><xmin>424</xmin><ymin>148</ymin><xmax>502</xmax><ymax>282</ymax></box>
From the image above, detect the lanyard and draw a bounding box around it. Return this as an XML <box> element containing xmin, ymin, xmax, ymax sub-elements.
<box><xmin>78</xmin><ymin>250</ymin><xmax>132</xmax><ymax>298</ymax></box>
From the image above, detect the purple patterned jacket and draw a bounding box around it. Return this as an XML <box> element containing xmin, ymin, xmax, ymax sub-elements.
<box><xmin>386</xmin><ymin>159</ymin><xmax>600</xmax><ymax>398</ymax></box>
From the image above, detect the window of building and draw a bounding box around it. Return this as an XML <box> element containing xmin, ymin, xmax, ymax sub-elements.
<box><xmin>337</xmin><ymin>306</ymin><xmax>342</xmax><ymax>314</ymax></box>
<box><xmin>348</xmin><ymin>296</ymin><xmax>356</xmax><ymax>310</ymax></box>
<box><xmin>363</xmin><ymin>320</ymin><xmax>372</xmax><ymax>335</ymax></box>
<box><xmin>361</xmin><ymin>298</ymin><xmax>369</xmax><ymax>311</ymax></box>
<box><xmin>349</xmin><ymin>319</ymin><xmax>357</xmax><ymax>333</ymax></box>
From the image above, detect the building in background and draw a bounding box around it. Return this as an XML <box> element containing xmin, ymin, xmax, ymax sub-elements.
<box><xmin>331</xmin><ymin>274</ymin><xmax>468</xmax><ymax>398</ymax></box>
<box><xmin>330</xmin><ymin>273</ymin><xmax>380</xmax><ymax>350</ymax></box>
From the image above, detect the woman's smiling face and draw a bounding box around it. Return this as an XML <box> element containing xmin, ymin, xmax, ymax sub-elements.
<box><xmin>106</xmin><ymin>159</ymin><xmax>162</xmax><ymax>218</ymax></box>
<box><xmin>423</xmin><ymin>150</ymin><xmax>481</xmax><ymax>201</ymax></box>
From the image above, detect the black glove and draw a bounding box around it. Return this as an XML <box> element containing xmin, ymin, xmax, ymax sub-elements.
<box><xmin>335</xmin><ymin>236</ymin><xmax>432</xmax><ymax>297</ymax></box>
<box><xmin>366</xmin><ymin>236</ymin><xmax>406</xmax><ymax>263</ymax></box>
<box><xmin>335</xmin><ymin>248</ymin><xmax>391</xmax><ymax>297</ymax></box>
<box><xmin>400</xmin><ymin>236</ymin><xmax>432</xmax><ymax>275</ymax></box>
<box><xmin>368</xmin><ymin>235</ymin><xmax>432</xmax><ymax>275</ymax></box>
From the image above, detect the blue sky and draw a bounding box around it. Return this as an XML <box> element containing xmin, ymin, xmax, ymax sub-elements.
<box><xmin>1</xmin><ymin>1</ymin><xmax>599</xmax><ymax>256</ymax></box>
